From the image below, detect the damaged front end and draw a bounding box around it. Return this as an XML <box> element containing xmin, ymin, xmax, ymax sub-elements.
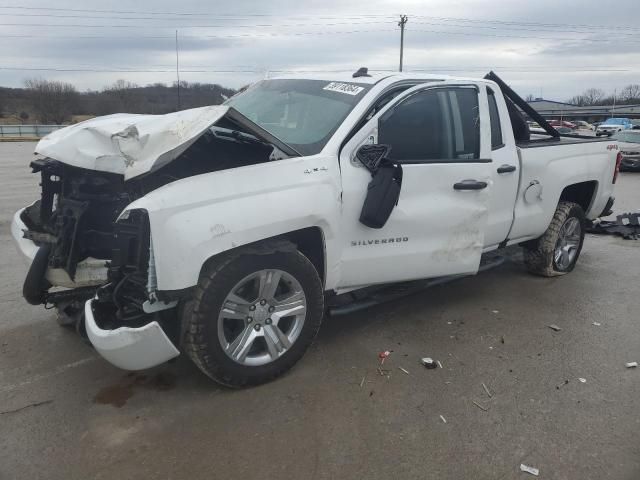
<box><xmin>13</xmin><ymin>105</ymin><xmax>295</xmax><ymax>369</ymax></box>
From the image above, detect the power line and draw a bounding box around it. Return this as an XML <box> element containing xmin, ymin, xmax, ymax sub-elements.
<box><xmin>0</xmin><ymin>20</ymin><xmax>394</xmax><ymax>28</ymax></box>
<box><xmin>2</xmin><ymin>5</ymin><xmax>638</xmax><ymax>32</ymax></box>
<box><xmin>0</xmin><ymin>66</ymin><xmax>631</xmax><ymax>73</ymax></box>
<box><xmin>410</xmin><ymin>15</ymin><xmax>640</xmax><ymax>32</ymax></box>
<box><xmin>0</xmin><ymin>5</ymin><xmax>391</xmax><ymax>19</ymax></box>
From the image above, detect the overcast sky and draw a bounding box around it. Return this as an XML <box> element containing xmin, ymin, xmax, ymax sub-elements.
<box><xmin>1</xmin><ymin>0</ymin><xmax>639</xmax><ymax>101</ymax></box>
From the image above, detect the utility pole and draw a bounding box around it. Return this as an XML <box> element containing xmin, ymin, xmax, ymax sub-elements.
<box><xmin>611</xmin><ymin>88</ymin><xmax>617</xmax><ymax>118</ymax></box>
<box><xmin>175</xmin><ymin>30</ymin><xmax>182</xmax><ymax>110</ymax></box>
<box><xmin>398</xmin><ymin>15</ymin><xmax>408</xmax><ymax>72</ymax></box>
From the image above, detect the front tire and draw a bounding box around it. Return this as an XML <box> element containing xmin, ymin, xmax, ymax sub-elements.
<box><xmin>183</xmin><ymin>242</ymin><xmax>324</xmax><ymax>387</ymax></box>
<box><xmin>523</xmin><ymin>201</ymin><xmax>586</xmax><ymax>277</ymax></box>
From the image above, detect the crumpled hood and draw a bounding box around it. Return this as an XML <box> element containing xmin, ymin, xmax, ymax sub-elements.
<box><xmin>36</xmin><ymin>105</ymin><xmax>229</xmax><ymax>180</ymax></box>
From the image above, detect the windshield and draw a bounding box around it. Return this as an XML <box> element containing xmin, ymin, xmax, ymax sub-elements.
<box><xmin>604</xmin><ymin>118</ymin><xmax>628</xmax><ymax>125</ymax></box>
<box><xmin>612</xmin><ymin>131</ymin><xmax>640</xmax><ymax>143</ymax></box>
<box><xmin>226</xmin><ymin>79</ymin><xmax>371</xmax><ymax>156</ymax></box>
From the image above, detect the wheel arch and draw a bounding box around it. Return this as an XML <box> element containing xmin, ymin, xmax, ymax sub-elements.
<box><xmin>559</xmin><ymin>180</ymin><xmax>598</xmax><ymax>214</ymax></box>
<box><xmin>198</xmin><ymin>226</ymin><xmax>327</xmax><ymax>287</ymax></box>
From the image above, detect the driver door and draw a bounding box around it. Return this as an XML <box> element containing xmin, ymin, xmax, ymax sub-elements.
<box><xmin>336</xmin><ymin>82</ymin><xmax>493</xmax><ymax>289</ymax></box>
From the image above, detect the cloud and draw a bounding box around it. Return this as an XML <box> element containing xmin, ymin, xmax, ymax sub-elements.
<box><xmin>0</xmin><ymin>0</ymin><xmax>638</xmax><ymax>99</ymax></box>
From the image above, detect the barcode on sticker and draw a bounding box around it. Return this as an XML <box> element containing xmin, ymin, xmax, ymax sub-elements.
<box><xmin>323</xmin><ymin>82</ymin><xmax>365</xmax><ymax>96</ymax></box>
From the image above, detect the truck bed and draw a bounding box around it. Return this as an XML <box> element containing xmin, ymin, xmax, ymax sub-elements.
<box><xmin>518</xmin><ymin>133</ymin><xmax>613</xmax><ymax>149</ymax></box>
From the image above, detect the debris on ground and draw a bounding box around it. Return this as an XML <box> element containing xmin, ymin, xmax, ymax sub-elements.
<box><xmin>359</xmin><ymin>376</ymin><xmax>366</xmax><ymax>388</ymax></box>
<box><xmin>437</xmin><ymin>360</ymin><xmax>443</xmax><ymax>369</ymax></box>
<box><xmin>548</xmin><ymin>324</ymin><xmax>562</xmax><ymax>332</ymax></box>
<box><xmin>398</xmin><ymin>367</ymin><xmax>410</xmax><ymax>375</ymax></box>
<box><xmin>520</xmin><ymin>464</ymin><xmax>540</xmax><ymax>476</ymax></box>
<box><xmin>482</xmin><ymin>383</ymin><xmax>493</xmax><ymax>398</ymax></box>
<box><xmin>472</xmin><ymin>400</ymin><xmax>489</xmax><ymax>412</ymax></box>
<box><xmin>421</xmin><ymin>357</ymin><xmax>438</xmax><ymax>369</ymax></box>
<box><xmin>492</xmin><ymin>310</ymin><xmax>499</xmax><ymax>314</ymax></box>
<box><xmin>556</xmin><ymin>379</ymin><xmax>569</xmax><ymax>389</ymax></box>
<box><xmin>625</xmin><ymin>362</ymin><xmax>638</xmax><ymax>368</ymax></box>
<box><xmin>587</xmin><ymin>213</ymin><xmax>640</xmax><ymax>240</ymax></box>
<box><xmin>439</xmin><ymin>415</ymin><xmax>447</xmax><ymax>424</ymax></box>
<box><xmin>592</xmin><ymin>322</ymin><xmax>601</xmax><ymax>326</ymax></box>
<box><xmin>500</xmin><ymin>335</ymin><xmax>505</xmax><ymax>344</ymax></box>
<box><xmin>578</xmin><ymin>377</ymin><xmax>587</xmax><ymax>383</ymax></box>
<box><xmin>378</xmin><ymin>350</ymin><xmax>391</xmax><ymax>365</ymax></box>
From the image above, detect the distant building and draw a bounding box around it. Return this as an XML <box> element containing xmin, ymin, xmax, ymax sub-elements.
<box><xmin>527</xmin><ymin>98</ymin><xmax>640</xmax><ymax>122</ymax></box>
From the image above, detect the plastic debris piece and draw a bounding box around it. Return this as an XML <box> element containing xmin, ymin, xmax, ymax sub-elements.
<box><xmin>472</xmin><ymin>400</ymin><xmax>489</xmax><ymax>412</ymax></box>
<box><xmin>437</xmin><ymin>360</ymin><xmax>443</xmax><ymax>369</ymax></box>
<box><xmin>592</xmin><ymin>322</ymin><xmax>601</xmax><ymax>326</ymax></box>
<box><xmin>492</xmin><ymin>310</ymin><xmax>499</xmax><ymax>314</ymax></box>
<box><xmin>359</xmin><ymin>376</ymin><xmax>366</xmax><ymax>388</ymax></box>
<box><xmin>421</xmin><ymin>357</ymin><xmax>438</xmax><ymax>369</ymax></box>
<box><xmin>439</xmin><ymin>415</ymin><xmax>447</xmax><ymax>424</ymax></box>
<box><xmin>482</xmin><ymin>383</ymin><xmax>492</xmax><ymax>398</ymax></box>
<box><xmin>399</xmin><ymin>367</ymin><xmax>410</xmax><ymax>375</ymax></box>
<box><xmin>625</xmin><ymin>362</ymin><xmax>638</xmax><ymax>368</ymax></box>
<box><xmin>556</xmin><ymin>379</ymin><xmax>569</xmax><ymax>389</ymax></box>
<box><xmin>520</xmin><ymin>464</ymin><xmax>539</xmax><ymax>476</ymax></box>
<box><xmin>378</xmin><ymin>350</ymin><xmax>391</xmax><ymax>367</ymax></box>
<box><xmin>548</xmin><ymin>324</ymin><xmax>562</xmax><ymax>332</ymax></box>
<box><xmin>578</xmin><ymin>377</ymin><xmax>587</xmax><ymax>383</ymax></box>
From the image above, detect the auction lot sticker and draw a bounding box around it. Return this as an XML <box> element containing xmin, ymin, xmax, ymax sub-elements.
<box><xmin>323</xmin><ymin>82</ymin><xmax>365</xmax><ymax>95</ymax></box>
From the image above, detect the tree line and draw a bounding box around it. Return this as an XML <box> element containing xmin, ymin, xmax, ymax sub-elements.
<box><xmin>0</xmin><ymin>78</ymin><xmax>237</xmax><ymax>124</ymax></box>
<box><xmin>565</xmin><ymin>85</ymin><xmax>640</xmax><ymax>107</ymax></box>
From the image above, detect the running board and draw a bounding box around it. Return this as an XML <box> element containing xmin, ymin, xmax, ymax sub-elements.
<box><xmin>328</xmin><ymin>255</ymin><xmax>505</xmax><ymax>316</ymax></box>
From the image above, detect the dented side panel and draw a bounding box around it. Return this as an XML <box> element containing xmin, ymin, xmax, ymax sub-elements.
<box><xmin>121</xmin><ymin>155</ymin><xmax>343</xmax><ymax>291</ymax></box>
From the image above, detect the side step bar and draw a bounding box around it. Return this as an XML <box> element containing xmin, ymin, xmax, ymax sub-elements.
<box><xmin>328</xmin><ymin>255</ymin><xmax>506</xmax><ymax>316</ymax></box>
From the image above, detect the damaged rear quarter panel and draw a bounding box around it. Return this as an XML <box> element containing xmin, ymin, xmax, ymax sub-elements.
<box><xmin>122</xmin><ymin>155</ymin><xmax>342</xmax><ymax>291</ymax></box>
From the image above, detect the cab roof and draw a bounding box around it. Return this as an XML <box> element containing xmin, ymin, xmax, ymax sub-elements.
<box><xmin>270</xmin><ymin>71</ymin><xmax>477</xmax><ymax>85</ymax></box>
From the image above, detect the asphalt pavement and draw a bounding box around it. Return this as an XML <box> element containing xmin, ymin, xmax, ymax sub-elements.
<box><xmin>1</xmin><ymin>142</ymin><xmax>639</xmax><ymax>480</ymax></box>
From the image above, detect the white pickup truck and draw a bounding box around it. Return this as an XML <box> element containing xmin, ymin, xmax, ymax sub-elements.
<box><xmin>12</xmin><ymin>70</ymin><xmax>620</xmax><ymax>387</ymax></box>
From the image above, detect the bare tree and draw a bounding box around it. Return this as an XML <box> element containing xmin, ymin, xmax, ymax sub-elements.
<box><xmin>99</xmin><ymin>79</ymin><xmax>141</xmax><ymax>114</ymax></box>
<box><xmin>24</xmin><ymin>78</ymin><xmax>79</xmax><ymax>124</ymax></box>
<box><xmin>567</xmin><ymin>87</ymin><xmax>606</xmax><ymax>106</ymax></box>
<box><xmin>619</xmin><ymin>84</ymin><xmax>640</xmax><ymax>104</ymax></box>
<box><xmin>525</xmin><ymin>94</ymin><xmax>535</xmax><ymax>102</ymax></box>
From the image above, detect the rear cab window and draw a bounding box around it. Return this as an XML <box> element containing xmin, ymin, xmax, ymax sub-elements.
<box><xmin>487</xmin><ymin>88</ymin><xmax>504</xmax><ymax>150</ymax></box>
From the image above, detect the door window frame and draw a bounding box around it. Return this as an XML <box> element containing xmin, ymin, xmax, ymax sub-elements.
<box><xmin>375</xmin><ymin>84</ymin><xmax>491</xmax><ymax>164</ymax></box>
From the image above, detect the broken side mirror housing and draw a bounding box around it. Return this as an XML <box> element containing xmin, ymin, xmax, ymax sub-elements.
<box><xmin>356</xmin><ymin>144</ymin><xmax>403</xmax><ymax>229</ymax></box>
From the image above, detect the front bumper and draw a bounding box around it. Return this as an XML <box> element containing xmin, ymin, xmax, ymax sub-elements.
<box><xmin>11</xmin><ymin>207</ymin><xmax>108</xmax><ymax>288</ymax></box>
<box><xmin>84</xmin><ymin>298</ymin><xmax>180</xmax><ymax>370</ymax></box>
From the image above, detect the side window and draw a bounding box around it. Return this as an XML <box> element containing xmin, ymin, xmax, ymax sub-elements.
<box><xmin>487</xmin><ymin>88</ymin><xmax>504</xmax><ymax>149</ymax></box>
<box><xmin>378</xmin><ymin>87</ymin><xmax>480</xmax><ymax>162</ymax></box>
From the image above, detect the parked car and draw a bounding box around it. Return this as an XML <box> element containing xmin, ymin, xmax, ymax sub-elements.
<box><xmin>549</xmin><ymin>120</ymin><xmax>577</xmax><ymax>130</ymax></box>
<box><xmin>596</xmin><ymin>117</ymin><xmax>634</xmax><ymax>136</ymax></box>
<box><xmin>611</xmin><ymin>130</ymin><xmax>640</xmax><ymax>171</ymax></box>
<box><xmin>573</xmin><ymin>120</ymin><xmax>595</xmax><ymax>131</ymax></box>
<box><xmin>12</xmin><ymin>71</ymin><xmax>620</xmax><ymax>386</ymax></box>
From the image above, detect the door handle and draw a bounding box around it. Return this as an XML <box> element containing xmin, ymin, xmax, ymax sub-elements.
<box><xmin>453</xmin><ymin>179</ymin><xmax>488</xmax><ymax>191</ymax></box>
<box><xmin>497</xmin><ymin>164</ymin><xmax>517</xmax><ymax>174</ymax></box>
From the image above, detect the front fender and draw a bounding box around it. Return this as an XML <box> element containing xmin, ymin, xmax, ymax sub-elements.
<box><xmin>123</xmin><ymin>157</ymin><xmax>341</xmax><ymax>291</ymax></box>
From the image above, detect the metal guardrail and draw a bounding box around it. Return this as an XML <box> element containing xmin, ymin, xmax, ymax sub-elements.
<box><xmin>0</xmin><ymin>124</ymin><xmax>64</xmax><ymax>138</ymax></box>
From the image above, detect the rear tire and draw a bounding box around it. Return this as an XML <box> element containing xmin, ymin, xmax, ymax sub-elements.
<box><xmin>183</xmin><ymin>242</ymin><xmax>324</xmax><ymax>387</ymax></box>
<box><xmin>523</xmin><ymin>201</ymin><xmax>586</xmax><ymax>277</ymax></box>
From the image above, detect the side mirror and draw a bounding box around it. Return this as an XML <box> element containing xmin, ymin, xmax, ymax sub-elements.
<box><xmin>355</xmin><ymin>144</ymin><xmax>392</xmax><ymax>173</ymax></box>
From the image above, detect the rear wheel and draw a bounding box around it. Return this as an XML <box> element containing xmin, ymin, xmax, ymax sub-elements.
<box><xmin>523</xmin><ymin>201</ymin><xmax>586</xmax><ymax>277</ymax></box>
<box><xmin>183</xmin><ymin>242</ymin><xmax>324</xmax><ymax>387</ymax></box>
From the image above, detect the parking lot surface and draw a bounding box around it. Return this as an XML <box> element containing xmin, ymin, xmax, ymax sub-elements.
<box><xmin>1</xmin><ymin>142</ymin><xmax>639</xmax><ymax>480</ymax></box>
